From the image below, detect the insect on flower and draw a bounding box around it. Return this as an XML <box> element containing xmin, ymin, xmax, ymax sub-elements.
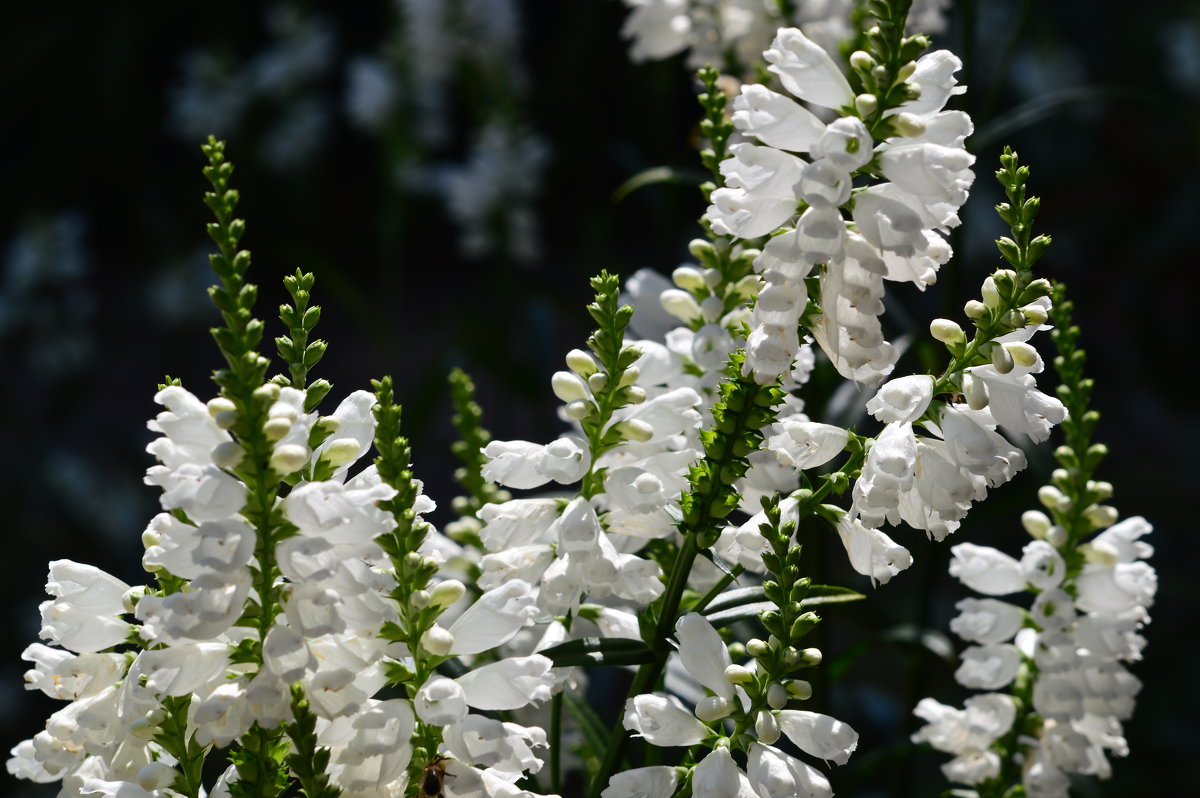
<box><xmin>418</xmin><ymin>755</ymin><xmax>452</xmax><ymax>798</ymax></box>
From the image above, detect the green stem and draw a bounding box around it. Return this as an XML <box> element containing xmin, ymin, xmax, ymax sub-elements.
<box><xmin>550</xmin><ymin>692</ymin><xmax>563</xmax><ymax>795</ymax></box>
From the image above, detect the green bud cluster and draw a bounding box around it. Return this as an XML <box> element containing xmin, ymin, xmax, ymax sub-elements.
<box><xmin>447</xmin><ymin>367</ymin><xmax>508</xmax><ymax>542</ymax></box>
<box><xmin>577</xmin><ymin>271</ymin><xmax>645</xmax><ymax>499</ymax></box>
<box><xmin>282</xmin><ymin>686</ymin><xmax>341</xmax><ymax>798</ymax></box>
<box><xmin>670</xmin><ymin>239</ymin><xmax>761</xmax><ymax>332</ymax></box>
<box><xmin>275</xmin><ymin>269</ymin><xmax>331</xmax><ymax>409</ymax></box>
<box><xmin>369</xmin><ymin>376</ymin><xmax>450</xmax><ymax>784</ymax></box>
<box><xmin>696</xmin><ymin>66</ymin><xmax>735</xmax><ymax>200</ymax></box>
<box><xmin>1046</xmin><ymin>285</ymin><xmax>1114</xmax><ymax>561</ymax></box>
<box><xmin>931</xmin><ymin>149</ymin><xmax>1053</xmax><ymax>401</ymax></box>
<box><xmin>745</xmin><ymin>495</ymin><xmax>822</xmax><ymax>710</ymax></box>
<box><xmin>680</xmin><ymin>354</ymin><xmax>784</xmax><ymax>547</ymax></box>
<box><xmin>851</xmin><ymin>1</ymin><xmax>930</xmax><ymax>139</ymax></box>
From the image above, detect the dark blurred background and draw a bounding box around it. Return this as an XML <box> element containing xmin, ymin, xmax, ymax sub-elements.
<box><xmin>2</xmin><ymin>1</ymin><xmax>1197</xmax><ymax>796</ymax></box>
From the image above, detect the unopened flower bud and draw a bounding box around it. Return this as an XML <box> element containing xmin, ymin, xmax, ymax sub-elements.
<box><xmin>322</xmin><ymin>438</ymin><xmax>362</xmax><ymax>468</ymax></box>
<box><xmin>566</xmin><ymin>348</ymin><xmax>598</xmax><ymax>376</ymax></box>
<box><xmin>1022</xmin><ymin>510</ymin><xmax>1052</xmax><ymax>538</ymax></box>
<box><xmin>1051</xmin><ymin>468</ymin><xmax>1070</xmax><ymax>485</ymax></box>
<box><xmin>617</xmin><ymin>366</ymin><xmax>640</xmax><ymax>388</ymax></box>
<box><xmin>688</xmin><ymin>238</ymin><xmax>714</xmax><ymax>259</ymax></box>
<box><xmin>623</xmin><ymin>385</ymin><xmax>647</xmax><ymax>404</ymax></box>
<box><xmin>1046</xmin><ymin>525</ymin><xmax>1068</xmax><ymax>547</ymax></box>
<box><xmin>746</xmin><ymin>638</ymin><xmax>769</xmax><ymax>658</ymax></box>
<box><xmin>263</xmin><ymin>417</ymin><xmax>292</xmax><ymax>441</ymax></box>
<box><xmin>123</xmin><ymin>585</ymin><xmax>147</xmax><ymax>614</ymax></box>
<box><xmin>991</xmin><ymin>343</ymin><xmax>1015</xmax><ymax>374</ymax></box>
<box><xmin>564</xmin><ymin>400</ymin><xmax>592</xmax><ymax>420</ymax></box>
<box><xmin>552</xmin><ymin>371</ymin><xmax>589</xmax><ymax>402</ymax></box>
<box><xmin>1084</xmin><ymin>504</ymin><xmax>1119</xmax><ymax>529</ymax></box>
<box><xmin>799</xmin><ymin>648</ymin><xmax>822</xmax><ymax>667</ymax></box>
<box><xmin>1005</xmin><ymin>343</ymin><xmax>1038</xmax><ymax>369</ymax></box>
<box><xmin>695</xmin><ymin>695</ymin><xmax>732</xmax><ymax>722</ymax></box>
<box><xmin>964</xmin><ymin>373</ymin><xmax>989</xmax><ymax>411</ymax></box>
<box><xmin>980</xmin><ymin>277</ymin><xmax>1001</xmax><ymax>308</ymax></box>
<box><xmin>731</xmin><ymin>274</ymin><xmax>762</xmax><ymax>299</ymax></box>
<box><xmin>1021</xmin><ymin>303</ymin><xmax>1049</xmax><ymax>325</ymax></box>
<box><xmin>672</xmin><ymin>265</ymin><xmax>706</xmax><ymax>292</ymax></box>
<box><xmin>1089</xmin><ymin>480</ymin><xmax>1114</xmax><ymax>500</ymax></box>
<box><xmin>587</xmin><ymin>372</ymin><xmax>609</xmax><ymax>393</ymax></box>
<box><xmin>615</xmin><ymin>419</ymin><xmax>654</xmax><ymax>442</ymax></box>
<box><xmin>430</xmin><ymin>580</ymin><xmax>466</xmax><ymax>608</ymax></box>
<box><xmin>211</xmin><ymin>441</ymin><xmax>245</xmax><ymax>468</ymax></box>
<box><xmin>207</xmin><ymin>397</ymin><xmax>236</xmax><ymax>417</ymax></box>
<box><xmin>421</xmin><ymin>625</ymin><xmax>454</xmax><ymax>657</ymax></box>
<box><xmin>660</xmin><ymin>289</ymin><xmax>702</xmax><ymax>322</ymax></box>
<box><xmin>897</xmin><ymin>61</ymin><xmax>917</xmax><ymax>81</ymax></box>
<box><xmin>894</xmin><ymin>112</ymin><xmax>926</xmax><ymax>137</ymax></box>
<box><xmin>1038</xmin><ymin>485</ymin><xmax>1063</xmax><ymax>509</ymax></box>
<box><xmin>411</xmin><ymin>590</ymin><xmax>430</xmax><ymax>609</ymax></box>
<box><xmin>855</xmin><ymin>93</ymin><xmax>879</xmax><ymax>116</ymax></box>
<box><xmin>849</xmin><ymin>50</ymin><xmax>874</xmax><ymax>71</ymax></box>
<box><xmin>724</xmin><ymin>664</ymin><xmax>755</xmax><ymax>684</ymax></box>
<box><xmin>270</xmin><ymin>444</ymin><xmax>308</xmax><ymax>474</ymax></box>
<box><xmin>786</xmin><ymin>680</ymin><xmax>813</xmax><ymax>701</ymax></box>
<box><xmin>871</xmin><ymin>64</ymin><xmax>887</xmax><ymax>82</ymax></box>
<box><xmin>767</xmin><ymin>683</ymin><xmax>788</xmax><ymax>710</ymax></box>
<box><xmin>702</xmin><ymin>268</ymin><xmax>722</xmax><ymax>288</ymax></box>
<box><xmin>253</xmin><ymin>383</ymin><xmax>280</xmax><ymax>403</ymax></box>
<box><xmin>930</xmin><ymin>318</ymin><xmax>965</xmax><ymax>344</ymax></box>
<box><xmin>964</xmin><ymin>299</ymin><xmax>988</xmax><ymax>319</ymax></box>
<box><xmin>755</xmin><ymin>711</ymin><xmax>781</xmax><ymax>745</ymax></box>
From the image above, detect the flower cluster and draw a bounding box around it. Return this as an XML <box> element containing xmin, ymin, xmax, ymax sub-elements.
<box><xmin>619</xmin><ymin>0</ymin><xmax>950</xmax><ymax>77</ymax></box>
<box><xmin>7</xmin><ymin>4</ymin><xmax>1155</xmax><ymax>798</ymax></box>
<box><xmin>914</xmin><ymin>290</ymin><xmax>1155</xmax><ymax>797</ymax></box>
<box><xmin>9</xmin><ymin>143</ymin><xmax>560</xmax><ymax>798</ymax></box>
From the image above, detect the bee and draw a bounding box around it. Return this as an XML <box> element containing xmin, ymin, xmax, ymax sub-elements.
<box><xmin>418</xmin><ymin>755</ymin><xmax>451</xmax><ymax>798</ymax></box>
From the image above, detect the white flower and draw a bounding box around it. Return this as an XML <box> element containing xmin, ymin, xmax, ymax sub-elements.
<box><xmin>835</xmin><ymin>515</ymin><xmax>912</xmax><ymax>586</ymax></box>
<box><xmin>456</xmin><ymin>655</ymin><xmax>555</xmax><ymax>711</ymax></box>
<box><xmin>623</xmin><ymin>693</ymin><xmax>708</xmax><ymax>746</ymax></box>
<box><xmin>477</xmin><ymin>499</ymin><xmax>561</xmax><ymax>551</ymax></box>
<box><xmin>708</xmin><ymin>144</ymin><xmax>806</xmax><ymax>238</ymax></box>
<box><xmin>1021</xmin><ymin>540</ymin><xmax>1067</xmax><ymax>590</ymax></box>
<box><xmin>21</xmin><ymin>645</ymin><xmax>126</xmax><ymax>701</ymax></box>
<box><xmin>447</xmin><ymin>580</ymin><xmax>538</xmax><ymax>656</ymax></box>
<box><xmin>693</xmin><ymin>747</ymin><xmax>741</xmax><ymax>798</ymax></box>
<box><xmin>852</xmin><ymin>422</ymin><xmax>917</xmax><ymax>527</ymax></box>
<box><xmin>731</xmin><ymin>84</ymin><xmax>826</xmax><ymax>152</ymax></box>
<box><xmin>763</xmin><ymin>28</ymin><xmax>854</xmax><ymax>110</ymax></box>
<box><xmin>768</xmin><ymin>421</ymin><xmax>848</xmax><ymax>471</ymax></box>
<box><xmin>966</xmin><ymin>366</ymin><xmax>1066</xmax><ymax>443</ymax></box>
<box><xmin>747</xmin><ymin>741</ymin><xmax>833</xmax><ymax>798</ymax></box>
<box><xmin>949</xmin><ymin>599</ymin><xmax>1025</xmax><ymax>644</ymax></box>
<box><xmin>38</xmin><ymin>561</ymin><xmax>131</xmax><ymax>653</ymax></box>
<box><xmin>955</xmin><ymin>645</ymin><xmax>1022</xmax><ymax>690</ymax></box>
<box><xmin>866</xmin><ymin>375</ymin><xmax>935</xmax><ymax>423</ymax></box>
<box><xmin>948</xmin><ymin>543</ymin><xmax>1026</xmax><ymax>595</ymax></box>
<box><xmin>601</xmin><ymin>766</ymin><xmax>678</xmax><ymax>798</ymax></box>
<box><xmin>414</xmin><ymin>676</ymin><xmax>469</xmax><ymax>725</ymax></box>
<box><xmin>776</xmin><ymin>710</ymin><xmax>859</xmax><ymax>765</ymax></box>
<box><xmin>620</xmin><ymin>0</ymin><xmax>690</xmax><ymax>62</ymax></box>
<box><xmin>675</xmin><ymin>613</ymin><xmax>734</xmax><ymax>701</ymax></box>
<box><xmin>482</xmin><ymin>436</ymin><xmax>589</xmax><ymax>489</ymax></box>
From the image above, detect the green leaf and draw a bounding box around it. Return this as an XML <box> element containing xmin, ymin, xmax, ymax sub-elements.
<box><xmin>537</xmin><ymin>636</ymin><xmax>653</xmax><ymax>668</ymax></box>
<box><xmin>802</xmin><ymin>584</ymin><xmax>868</xmax><ymax>605</ymax></box>
<box><xmin>561</xmin><ymin>690</ymin><xmax>611</xmax><ymax>764</ymax></box>
<box><xmin>611</xmin><ymin>166</ymin><xmax>700</xmax><ymax>202</ymax></box>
